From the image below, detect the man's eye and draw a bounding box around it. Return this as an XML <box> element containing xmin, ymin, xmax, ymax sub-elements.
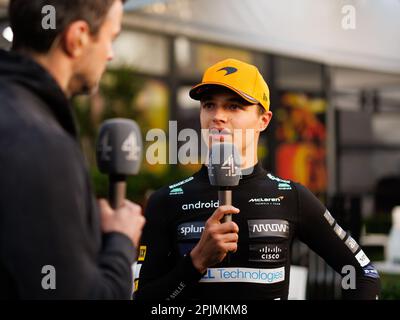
<box><xmin>202</xmin><ymin>103</ymin><xmax>214</xmax><ymax>109</ymax></box>
<box><xmin>228</xmin><ymin>104</ymin><xmax>242</xmax><ymax>110</ymax></box>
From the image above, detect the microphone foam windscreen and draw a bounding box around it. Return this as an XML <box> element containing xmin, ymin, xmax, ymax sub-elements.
<box><xmin>208</xmin><ymin>142</ymin><xmax>241</xmax><ymax>187</ymax></box>
<box><xmin>96</xmin><ymin>118</ymin><xmax>143</xmax><ymax>175</ymax></box>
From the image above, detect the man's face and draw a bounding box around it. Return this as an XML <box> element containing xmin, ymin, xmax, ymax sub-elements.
<box><xmin>72</xmin><ymin>0</ymin><xmax>123</xmax><ymax>95</ymax></box>
<box><xmin>199</xmin><ymin>88</ymin><xmax>272</xmax><ymax>160</ymax></box>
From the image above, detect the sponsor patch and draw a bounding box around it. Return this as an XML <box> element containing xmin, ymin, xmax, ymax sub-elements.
<box><xmin>363</xmin><ymin>265</ymin><xmax>380</xmax><ymax>279</ymax></box>
<box><xmin>169</xmin><ymin>176</ymin><xmax>194</xmax><ymax>189</ymax></box>
<box><xmin>169</xmin><ymin>187</ymin><xmax>184</xmax><ymax>195</ymax></box>
<box><xmin>355</xmin><ymin>250</ymin><xmax>370</xmax><ymax>267</ymax></box>
<box><xmin>278</xmin><ymin>183</ymin><xmax>292</xmax><ymax>190</ymax></box>
<box><xmin>249</xmin><ymin>244</ymin><xmax>286</xmax><ymax>263</ymax></box>
<box><xmin>248</xmin><ymin>196</ymin><xmax>284</xmax><ymax>206</ymax></box>
<box><xmin>248</xmin><ymin>219</ymin><xmax>289</xmax><ymax>238</ymax></box>
<box><xmin>200</xmin><ymin>267</ymin><xmax>285</xmax><ymax>284</ymax></box>
<box><xmin>132</xmin><ymin>262</ymin><xmax>141</xmax><ymax>292</ymax></box>
<box><xmin>177</xmin><ymin>221</ymin><xmax>205</xmax><ymax>240</ymax></box>
<box><xmin>345</xmin><ymin>236</ymin><xmax>360</xmax><ymax>254</ymax></box>
<box><xmin>323</xmin><ymin>210</ymin><xmax>335</xmax><ymax>226</ymax></box>
<box><xmin>133</xmin><ymin>263</ymin><xmax>142</xmax><ymax>280</ymax></box>
<box><xmin>138</xmin><ymin>246</ymin><xmax>147</xmax><ymax>261</ymax></box>
<box><xmin>333</xmin><ymin>223</ymin><xmax>347</xmax><ymax>240</ymax></box>
<box><xmin>182</xmin><ymin>200</ymin><xmax>219</xmax><ymax>211</ymax></box>
<box><xmin>267</xmin><ymin>173</ymin><xmax>290</xmax><ymax>184</ymax></box>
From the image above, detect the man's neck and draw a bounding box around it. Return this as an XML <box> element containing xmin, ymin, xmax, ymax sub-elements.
<box><xmin>240</xmin><ymin>157</ymin><xmax>258</xmax><ymax>170</ymax></box>
<box><xmin>25</xmin><ymin>50</ymin><xmax>72</xmax><ymax>98</ymax></box>
<box><xmin>240</xmin><ymin>144</ymin><xmax>259</xmax><ymax>170</ymax></box>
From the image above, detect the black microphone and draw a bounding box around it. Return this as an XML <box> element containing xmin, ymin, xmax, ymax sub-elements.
<box><xmin>96</xmin><ymin>118</ymin><xmax>143</xmax><ymax>209</ymax></box>
<box><xmin>208</xmin><ymin>142</ymin><xmax>241</xmax><ymax>223</ymax></box>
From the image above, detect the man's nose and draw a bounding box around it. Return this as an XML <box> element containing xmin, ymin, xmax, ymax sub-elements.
<box><xmin>212</xmin><ymin>106</ymin><xmax>228</xmax><ymax>123</ymax></box>
<box><xmin>107</xmin><ymin>45</ymin><xmax>114</xmax><ymax>61</ymax></box>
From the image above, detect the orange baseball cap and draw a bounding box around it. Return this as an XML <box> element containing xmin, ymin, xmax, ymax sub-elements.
<box><xmin>189</xmin><ymin>58</ymin><xmax>270</xmax><ymax>111</ymax></box>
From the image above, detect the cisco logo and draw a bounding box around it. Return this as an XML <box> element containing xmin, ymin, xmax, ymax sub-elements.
<box><xmin>249</xmin><ymin>244</ymin><xmax>286</xmax><ymax>263</ymax></box>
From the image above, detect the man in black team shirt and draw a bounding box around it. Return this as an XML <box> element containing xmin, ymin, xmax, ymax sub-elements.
<box><xmin>135</xmin><ymin>58</ymin><xmax>380</xmax><ymax>300</ymax></box>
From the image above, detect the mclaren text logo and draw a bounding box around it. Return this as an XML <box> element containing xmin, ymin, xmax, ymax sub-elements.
<box><xmin>248</xmin><ymin>196</ymin><xmax>284</xmax><ymax>205</ymax></box>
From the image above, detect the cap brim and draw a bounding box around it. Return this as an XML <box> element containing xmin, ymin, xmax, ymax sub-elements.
<box><xmin>189</xmin><ymin>82</ymin><xmax>259</xmax><ymax>105</ymax></box>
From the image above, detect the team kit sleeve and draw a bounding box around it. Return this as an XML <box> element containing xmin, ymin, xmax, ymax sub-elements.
<box><xmin>134</xmin><ymin>191</ymin><xmax>204</xmax><ymax>300</ymax></box>
<box><xmin>295</xmin><ymin>183</ymin><xmax>380</xmax><ymax>299</ymax></box>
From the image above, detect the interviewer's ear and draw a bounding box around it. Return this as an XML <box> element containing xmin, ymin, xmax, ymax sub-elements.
<box><xmin>62</xmin><ymin>21</ymin><xmax>91</xmax><ymax>58</ymax></box>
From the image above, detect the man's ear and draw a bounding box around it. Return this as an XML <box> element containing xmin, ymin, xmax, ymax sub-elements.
<box><xmin>259</xmin><ymin>111</ymin><xmax>273</xmax><ymax>132</ymax></box>
<box><xmin>61</xmin><ymin>21</ymin><xmax>91</xmax><ymax>58</ymax></box>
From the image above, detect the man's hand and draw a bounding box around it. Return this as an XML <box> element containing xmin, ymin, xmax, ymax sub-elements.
<box><xmin>99</xmin><ymin>199</ymin><xmax>146</xmax><ymax>248</ymax></box>
<box><xmin>190</xmin><ymin>205</ymin><xmax>240</xmax><ymax>274</ymax></box>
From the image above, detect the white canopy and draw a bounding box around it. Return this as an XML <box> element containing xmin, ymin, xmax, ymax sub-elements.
<box><xmin>124</xmin><ymin>0</ymin><xmax>400</xmax><ymax>75</ymax></box>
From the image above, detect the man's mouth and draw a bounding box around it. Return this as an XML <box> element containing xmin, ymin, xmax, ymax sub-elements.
<box><xmin>209</xmin><ymin>128</ymin><xmax>232</xmax><ymax>142</ymax></box>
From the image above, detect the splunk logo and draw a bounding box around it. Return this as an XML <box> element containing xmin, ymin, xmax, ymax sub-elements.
<box><xmin>248</xmin><ymin>219</ymin><xmax>290</xmax><ymax>238</ymax></box>
<box><xmin>200</xmin><ymin>267</ymin><xmax>285</xmax><ymax>284</ymax></box>
<box><xmin>181</xmin><ymin>200</ymin><xmax>219</xmax><ymax>211</ymax></box>
<box><xmin>249</xmin><ymin>244</ymin><xmax>286</xmax><ymax>263</ymax></box>
<box><xmin>248</xmin><ymin>196</ymin><xmax>284</xmax><ymax>206</ymax></box>
<box><xmin>177</xmin><ymin>221</ymin><xmax>205</xmax><ymax>240</ymax></box>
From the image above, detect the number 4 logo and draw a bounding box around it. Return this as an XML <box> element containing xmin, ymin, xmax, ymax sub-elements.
<box><xmin>99</xmin><ymin>134</ymin><xmax>112</xmax><ymax>161</ymax></box>
<box><xmin>122</xmin><ymin>132</ymin><xmax>140</xmax><ymax>161</ymax></box>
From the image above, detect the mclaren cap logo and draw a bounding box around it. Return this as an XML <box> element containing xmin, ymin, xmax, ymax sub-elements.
<box><xmin>217</xmin><ymin>67</ymin><xmax>238</xmax><ymax>76</ymax></box>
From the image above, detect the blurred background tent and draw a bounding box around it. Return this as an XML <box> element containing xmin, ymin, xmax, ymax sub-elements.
<box><xmin>1</xmin><ymin>0</ymin><xmax>400</xmax><ymax>298</ymax></box>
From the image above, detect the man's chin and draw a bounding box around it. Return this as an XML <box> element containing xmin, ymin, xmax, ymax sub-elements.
<box><xmin>88</xmin><ymin>83</ymin><xmax>100</xmax><ymax>96</ymax></box>
<box><xmin>71</xmin><ymin>83</ymin><xmax>99</xmax><ymax>97</ymax></box>
<box><xmin>69</xmin><ymin>71</ymin><xmax>101</xmax><ymax>97</ymax></box>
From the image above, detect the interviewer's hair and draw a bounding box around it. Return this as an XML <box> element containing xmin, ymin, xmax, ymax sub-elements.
<box><xmin>8</xmin><ymin>0</ymin><xmax>126</xmax><ymax>52</ymax></box>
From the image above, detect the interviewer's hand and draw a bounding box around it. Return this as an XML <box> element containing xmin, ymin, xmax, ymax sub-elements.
<box><xmin>190</xmin><ymin>205</ymin><xmax>240</xmax><ymax>274</ymax></box>
<box><xmin>99</xmin><ymin>199</ymin><xmax>145</xmax><ymax>248</ymax></box>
